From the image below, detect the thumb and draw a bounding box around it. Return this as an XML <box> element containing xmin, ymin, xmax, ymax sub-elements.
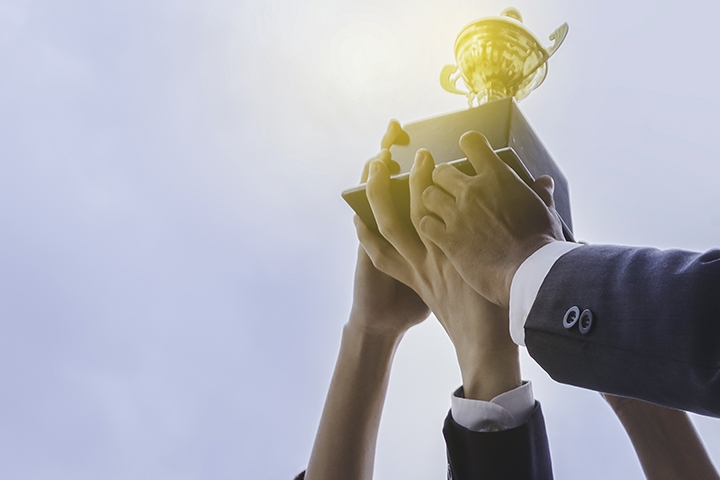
<box><xmin>531</xmin><ymin>175</ymin><xmax>555</xmax><ymax>209</ymax></box>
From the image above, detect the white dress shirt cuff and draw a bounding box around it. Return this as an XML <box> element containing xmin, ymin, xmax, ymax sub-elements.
<box><xmin>450</xmin><ymin>381</ymin><xmax>535</xmax><ymax>432</ymax></box>
<box><xmin>508</xmin><ymin>241</ymin><xmax>582</xmax><ymax>346</ymax></box>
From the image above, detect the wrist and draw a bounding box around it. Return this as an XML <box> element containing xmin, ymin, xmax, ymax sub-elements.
<box><xmin>605</xmin><ymin>394</ymin><xmax>681</xmax><ymax>423</ymax></box>
<box><xmin>346</xmin><ymin>300</ymin><xmax>419</xmax><ymax>341</ymax></box>
<box><xmin>457</xmin><ymin>341</ymin><xmax>520</xmax><ymax>401</ymax></box>
<box><xmin>343</xmin><ymin>320</ymin><xmax>404</xmax><ymax>350</ymax></box>
<box><xmin>503</xmin><ymin>237</ymin><xmax>558</xmax><ymax>307</ymax></box>
<box><xmin>602</xmin><ymin>393</ymin><xmax>636</xmax><ymax>414</ymax></box>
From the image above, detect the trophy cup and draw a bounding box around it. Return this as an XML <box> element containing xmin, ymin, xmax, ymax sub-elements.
<box><xmin>342</xmin><ymin>8</ymin><xmax>574</xmax><ymax>241</ymax></box>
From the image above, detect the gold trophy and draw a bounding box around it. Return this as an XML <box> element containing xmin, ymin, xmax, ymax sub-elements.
<box><xmin>440</xmin><ymin>7</ymin><xmax>568</xmax><ymax>106</ymax></box>
<box><xmin>343</xmin><ymin>8</ymin><xmax>574</xmax><ymax>241</ymax></box>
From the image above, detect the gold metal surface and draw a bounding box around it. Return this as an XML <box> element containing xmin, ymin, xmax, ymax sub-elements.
<box><xmin>440</xmin><ymin>8</ymin><xmax>568</xmax><ymax>106</ymax></box>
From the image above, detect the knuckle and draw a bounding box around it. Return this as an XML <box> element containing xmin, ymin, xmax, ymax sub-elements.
<box><xmin>456</xmin><ymin>189</ymin><xmax>472</xmax><ymax>208</ymax></box>
<box><xmin>421</xmin><ymin>186</ymin><xmax>435</xmax><ymax>203</ymax></box>
<box><xmin>458</xmin><ymin>181</ymin><xmax>482</xmax><ymax>205</ymax></box>
<box><xmin>418</xmin><ymin>216</ymin><xmax>435</xmax><ymax>236</ymax></box>
<box><xmin>467</xmin><ymin>178</ymin><xmax>484</xmax><ymax>195</ymax></box>
<box><xmin>377</xmin><ymin>223</ymin><xmax>398</xmax><ymax>243</ymax></box>
<box><xmin>432</xmin><ymin>164</ymin><xmax>449</xmax><ymax>181</ymax></box>
<box><xmin>418</xmin><ymin>215</ymin><xmax>429</xmax><ymax>229</ymax></box>
<box><xmin>369</xmin><ymin>253</ymin><xmax>389</xmax><ymax>273</ymax></box>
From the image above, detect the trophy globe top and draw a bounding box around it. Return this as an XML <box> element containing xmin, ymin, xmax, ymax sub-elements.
<box><xmin>441</xmin><ymin>8</ymin><xmax>568</xmax><ymax>107</ymax></box>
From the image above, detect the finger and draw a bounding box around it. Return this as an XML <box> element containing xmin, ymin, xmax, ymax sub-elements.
<box><xmin>459</xmin><ymin>131</ymin><xmax>504</xmax><ymax>177</ymax></box>
<box><xmin>421</xmin><ymin>185</ymin><xmax>456</xmax><ymax>224</ymax></box>
<box><xmin>530</xmin><ymin>175</ymin><xmax>565</xmax><ymax>237</ymax></box>
<box><xmin>379</xmin><ymin>120</ymin><xmax>405</xmax><ymax>174</ymax></box>
<box><xmin>409</xmin><ymin>149</ymin><xmax>434</xmax><ymax>225</ymax></box>
<box><xmin>417</xmin><ymin>215</ymin><xmax>447</xmax><ymax>248</ymax></box>
<box><xmin>431</xmin><ymin>162</ymin><xmax>468</xmax><ymax>196</ymax></box>
<box><xmin>366</xmin><ymin>160</ymin><xmax>423</xmax><ymax>260</ymax></box>
<box><xmin>531</xmin><ymin>175</ymin><xmax>555</xmax><ymax>209</ymax></box>
<box><xmin>360</xmin><ymin>149</ymin><xmax>391</xmax><ymax>183</ymax></box>
<box><xmin>374</xmin><ymin>148</ymin><xmax>401</xmax><ymax>176</ymax></box>
<box><xmin>410</xmin><ymin>149</ymin><xmax>447</xmax><ymax>254</ymax></box>
<box><xmin>354</xmin><ymin>215</ymin><xmax>411</xmax><ymax>284</ymax></box>
<box><xmin>361</xmin><ymin>149</ymin><xmax>400</xmax><ymax>181</ymax></box>
<box><xmin>381</xmin><ymin>119</ymin><xmax>410</xmax><ymax>149</ymax></box>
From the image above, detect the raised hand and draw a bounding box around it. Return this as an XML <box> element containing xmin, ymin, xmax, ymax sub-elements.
<box><xmin>304</xmin><ymin>121</ymin><xmax>426</xmax><ymax>480</ymax></box>
<box><xmin>417</xmin><ymin>131</ymin><xmax>565</xmax><ymax>307</ymax></box>
<box><xmin>349</xmin><ymin>120</ymin><xmax>429</xmax><ymax>338</ymax></box>
<box><xmin>356</xmin><ymin>147</ymin><xmax>520</xmax><ymax>401</ymax></box>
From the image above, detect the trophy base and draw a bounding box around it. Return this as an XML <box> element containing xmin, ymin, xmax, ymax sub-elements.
<box><xmin>342</xmin><ymin>97</ymin><xmax>573</xmax><ymax>241</ymax></box>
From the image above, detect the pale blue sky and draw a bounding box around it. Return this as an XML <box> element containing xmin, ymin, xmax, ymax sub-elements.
<box><xmin>0</xmin><ymin>0</ymin><xmax>718</xmax><ymax>478</ymax></box>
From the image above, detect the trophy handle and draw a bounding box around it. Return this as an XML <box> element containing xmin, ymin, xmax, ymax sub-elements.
<box><xmin>440</xmin><ymin>64</ymin><xmax>470</xmax><ymax>95</ymax></box>
<box><xmin>545</xmin><ymin>22</ymin><xmax>569</xmax><ymax>58</ymax></box>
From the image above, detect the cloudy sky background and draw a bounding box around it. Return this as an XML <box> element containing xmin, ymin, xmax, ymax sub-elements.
<box><xmin>1</xmin><ymin>0</ymin><xmax>719</xmax><ymax>478</ymax></box>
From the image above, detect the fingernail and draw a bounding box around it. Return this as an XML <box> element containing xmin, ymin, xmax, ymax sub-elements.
<box><xmin>415</xmin><ymin>149</ymin><xmax>429</xmax><ymax>166</ymax></box>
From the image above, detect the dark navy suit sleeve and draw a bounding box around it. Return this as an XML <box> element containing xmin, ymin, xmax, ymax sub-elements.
<box><xmin>524</xmin><ymin>245</ymin><xmax>720</xmax><ymax>417</ymax></box>
<box><xmin>443</xmin><ymin>401</ymin><xmax>553</xmax><ymax>480</ymax></box>
<box><xmin>297</xmin><ymin>402</ymin><xmax>553</xmax><ymax>480</ymax></box>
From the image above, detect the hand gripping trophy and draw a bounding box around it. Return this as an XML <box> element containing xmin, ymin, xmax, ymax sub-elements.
<box><xmin>342</xmin><ymin>7</ymin><xmax>574</xmax><ymax>242</ymax></box>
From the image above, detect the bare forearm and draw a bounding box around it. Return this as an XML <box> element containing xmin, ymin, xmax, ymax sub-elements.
<box><xmin>305</xmin><ymin>322</ymin><xmax>401</xmax><ymax>480</ymax></box>
<box><xmin>609</xmin><ymin>398</ymin><xmax>719</xmax><ymax>480</ymax></box>
<box><xmin>447</xmin><ymin>301</ymin><xmax>521</xmax><ymax>401</ymax></box>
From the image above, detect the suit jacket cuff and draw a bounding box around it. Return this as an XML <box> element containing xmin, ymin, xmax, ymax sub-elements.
<box><xmin>444</xmin><ymin>401</ymin><xmax>553</xmax><ymax>479</ymax></box>
<box><xmin>450</xmin><ymin>381</ymin><xmax>535</xmax><ymax>432</ymax></box>
<box><xmin>509</xmin><ymin>241</ymin><xmax>582</xmax><ymax>346</ymax></box>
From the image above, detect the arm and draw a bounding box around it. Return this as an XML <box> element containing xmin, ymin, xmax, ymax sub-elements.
<box><xmin>524</xmin><ymin>245</ymin><xmax>720</xmax><ymax>417</ymax></box>
<box><xmin>360</xmin><ymin>149</ymin><xmax>521</xmax><ymax>401</ymax></box>
<box><xmin>304</xmin><ymin>320</ymin><xmax>409</xmax><ymax>480</ymax></box>
<box><xmin>303</xmin><ymin>123</ymin><xmax>430</xmax><ymax>480</ymax></box>
<box><xmin>603</xmin><ymin>394</ymin><xmax>720</xmax><ymax>480</ymax></box>
<box><xmin>442</xmin><ymin>401</ymin><xmax>552</xmax><ymax>480</ymax></box>
<box><xmin>358</xmin><ymin>148</ymin><xmax>553</xmax><ymax>478</ymax></box>
<box><xmin>417</xmin><ymin>131</ymin><xmax>720</xmax><ymax>416</ymax></box>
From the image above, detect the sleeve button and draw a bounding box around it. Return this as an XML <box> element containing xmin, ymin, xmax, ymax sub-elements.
<box><xmin>563</xmin><ymin>306</ymin><xmax>580</xmax><ymax>329</ymax></box>
<box><xmin>579</xmin><ymin>309</ymin><xmax>593</xmax><ymax>335</ymax></box>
